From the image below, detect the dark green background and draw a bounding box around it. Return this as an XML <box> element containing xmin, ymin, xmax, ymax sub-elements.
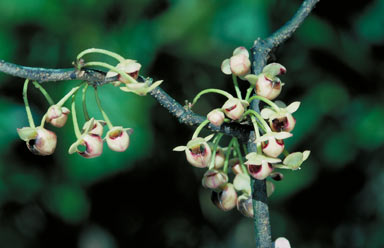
<box><xmin>0</xmin><ymin>0</ymin><xmax>383</xmax><ymax>247</ymax></box>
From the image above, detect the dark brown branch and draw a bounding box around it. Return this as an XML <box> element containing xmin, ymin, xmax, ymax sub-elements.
<box><xmin>0</xmin><ymin>60</ymin><xmax>252</xmax><ymax>142</ymax></box>
<box><xmin>249</xmin><ymin>0</ymin><xmax>320</xmax><ymax>247</ymax></box>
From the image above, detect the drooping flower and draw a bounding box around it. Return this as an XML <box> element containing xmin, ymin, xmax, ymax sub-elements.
<box><xmin>237</xmin><ymin>194</ymin><xmax>253</xmax><ymax>218</ymax></box>
<box><xmin>222</xmin><ymin>98</ymin><xmax>249</xmax><ymax>120</ymax></box>
<box><xmin>82</xmin><ymin>119</ymin><xmax>104</xmax><ymax>136</ymax></box>
<box><xmin>245</xmin><ymin>63</ymin><xmax>286</xmax><ymax>100</ymax></box>
<box><xmin>256</xmin><ymin>131</ymin><xmax>292</xmax><ymax>158</ymax></box>
<box><xmin>105</xmin><ymin>126</ymin><xmax>132</xmax><ymax>152</ymax></box>
<box><xmin>46</xmin><ymin>105</ymin><xmax>70</xmax><ymax>128</ymax></box>
<box><xmin>261</xmin><ymin>101</ymin><xmax>300</xmax><ymax>132</ymax></box>
<box><xmin>17</xmin><ymin>126</ymin><xmax>57</xmax><ymax>156</ymax></box>
<box><xmin>207</xmin><ymin>109</ymin><xmax>225</xmax><ymax>126</ymax></box>
<box><xmin>221</xmin><ymin>47</ymin><xmax>251</xmax><ymax>77</ymax></box>
<box><xmin>69</xmin><ymin>118</ymin><xmax>103</xmax><ymax>158</ymax></box>
<box><xmin>213</xmin><ymin>147</ymin><xmax>225</xmax><ymax>169</ymax></box>
<box><xmin>106</xmin><ymin>59</ymin><xmax>142</xmax><ymax>86</ymax></box>
<box><xmin>245</xmin><ymin>152</ymin><xmax>281</xmax><ymax>180</ymax></box>
<box><xmin>211</xmin><ymin>183</ymin><xmax>237</xmax><ymax>211</ymax></box>
<box><xmin>274</xmin><ymin>237</ymin><xmax>291</xmax><ymax>248</ymax></box>
<box><xmin>173</xmin><ymin>135</ymin><xmax>213</xmax><ymax>168</ymax></box>
<box><xmin>119</xmin><ymin>79</ymin><xmax>163</xmax><ymax>96</ymax></box>
<box><xmin>202</xmin><ymin>169</ymin><xmax>228</xmax><ymax>190</ymax></box>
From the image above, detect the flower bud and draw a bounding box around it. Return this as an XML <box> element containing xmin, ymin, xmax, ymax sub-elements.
<box><xmin>254</xmin><ymin>75</ymin><xmax>282</xmax><ymax>100</ymax></box>
<box><xmin>202</xmin><ymin>169</ymin><xmax>228</xmax><ymax>190</ymax></box>
<box><xmin>207</xmin><ymin>109</ymin><xmax>225</xmax><ymax>126</ymax></box>
<box><xmin>222</xmin><ymin>98</ymin><xmax>248</xmax><ymax>120</ymax></box>
<box><xmin>266</xmin><ymin>181</ymin><xmax>275</xmax><ymax>197</ymax></box>
<box><xmin>214</xmin><ymin>148</ymin><xmax>225</xmax><ymax>169</ymax></box>
<box><xmin>19</xmin><ymin>127</ymin><xmax>57</xmax><ymax>156</ymax></box>
<box><xmin>262</xmin><ymin>138</ymin><xmax>284</xmax><ymax>158</ymax></box>
<box><xmin>237</xmin><ymin>194</ymin><xmax>253</xmax><ymax>218</ymax></box>
<box><xmin>233</xmin><ymin>173</ymin><xmax>251</xmax><ymax>195</ymax></box>
<box><xmin>230</xmin><ymin>54</ymin><xmax>251</xmax><ymax>77</ymax></box>
<box><xmin>274</xmin><ymin>237</ymin><xmax>291</xmax><ymax>248</ymax></box>
<box><xmin>211</xmin><ymin>183</ymin><xmax>237</xmax><ymax>211</ymax></box>
<box><xmin>47</xmin><ymin>106</ymin><xmax>70</xmax><ymax>128</ymax></box>
<box><xmin>230</xmin><ymin>158</ymin><xmax>243</xmax><ymax>174</ymax></box>
<box><xmin>185</xmin><ymin>138</ymin><xmax>212</xmax><ymax>168</ymax></box>
<box><xmin>82</xmin><ymin>119</ymin><xmax>104</xmax><ymax>136</ymax></box>
<box><xmin>78</xmin><ymin>134</ymin><xmax>103</xmax><ymax>158</ymax></box>
<box><xmin>106</xmin><ymin>126</ymin><xmax>130</xmax><ymax>152</ymax></box>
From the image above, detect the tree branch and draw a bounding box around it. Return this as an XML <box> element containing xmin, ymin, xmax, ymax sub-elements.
<box><xmin>249</xmin><ymin>0</ymin><xmax>319</xmax><ymax>247</ymax></box>
<box><xmin>0</xmin><ymin>60</ymin><xmax>252</xmax><ymax>142</ymax></box>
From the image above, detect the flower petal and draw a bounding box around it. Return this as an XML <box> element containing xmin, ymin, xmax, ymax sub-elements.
<box><xmin>233</xmin><ymin>47</ymin><xmax>249</xmax><ymax>57</ymax></box>
<box><xmin>286</xmin><ymin>101</ymin><xmax>301</xmax><ymax>113</ymax></box>
<box><xmin>261</xmin><ymin>108</ymin><xmax>275</xmax><ymax>119</ymax></box>
<box><xmin>173</xmin><ymin>146</ymin><xmax>186</xmax><ymax>152</ymax></box>
<box><xmin>221</xmin><ymin>59</ymin><xmax>231</xmax><ymax>75</ymax></box>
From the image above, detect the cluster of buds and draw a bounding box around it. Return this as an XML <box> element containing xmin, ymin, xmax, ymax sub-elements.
<box><xmin>17</xmin><ymin>48</ymin><xmax>164</xmax><ymax>158</ymax></box>
<box><xmin>174</xmin><ymin>46</ymin><xmax>310</xmax><ymax>217</ymax></box>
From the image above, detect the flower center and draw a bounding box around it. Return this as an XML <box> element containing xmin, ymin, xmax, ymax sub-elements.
<box><xmin>272</xmin><ymin>117</ymin><xmax>288</xmax><ymax>131</ymax></box>
<box><xmin>191</xmin><ymin>144</ymin><xmax>206</xmax><ymax>156</ymax></box>
<box><xmin>248</xmin><ymin>164</ymin><xmax>262</xmax><ymax>174</ymax></box>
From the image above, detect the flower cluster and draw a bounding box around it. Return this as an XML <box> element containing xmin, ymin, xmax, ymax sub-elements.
<box><xmin>174</xmin><ymin>47</ymin><xmax>310</xmax><ymax>217</ymax></box>
<box><xmin>17</xmin><ymin>49</ymin><xmax>163</xmax><ymax>158</ymax></box>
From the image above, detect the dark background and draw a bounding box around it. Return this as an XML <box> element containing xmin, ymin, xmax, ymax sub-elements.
<box><xmin>0</xmin><ymin>0</ymin><xmax>383</xmax><ymax>247</ymax></box>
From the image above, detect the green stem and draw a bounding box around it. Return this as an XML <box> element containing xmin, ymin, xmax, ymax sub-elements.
<box><xmin>233</xmin><ymin>138</ymin><xmax>248</xmax><ymax>175</ymax></box>
<box><xmin>83</xmin><ymin>61</ymin><xmax>136</xmax><ymax>84</ymax></box>
<box><xmin>247</xmin><ymin>95</ymin><xmax>280</xmax><ymax>111</ymax></box>
<box><xmin>251</xmin><ymin>116</ymin><xmax>262</xmax><ymax>154</ymax></box>
<box><xmin>77</xmin><ymin>48</ymin><xmax>125</xmax><ymax>63</ymax></box>
<box><xmin>94</xmin><ymin>88</ymin><xmax>113</xmax><ymax>129</ymax></box>
<box><xmin>232</xmin><ymin>75</ymin><xmax>242</xmax><ymax>100</ymax></box>
<box><xmin>82</xmin><ymin>84</ymin><xmax>90</xmax><ymax>121</ymax></box>
<box><xmin>192</xmin><ymin>89</ymin><xmax>233</xmax><ymax>106</ymax></box>
<box><xmin>223</xmin><ymin>138</ymin><xmax>236</xmax><ymax>174</ymax></box>
<box><xmin>71</xmin><ymin>94</ymin><xmax>81</xmax><ymax>139</ymax></box>
<box><xmin>56</xmin><ymin>85</ymin><xmax>82</xmax><ymax>107</ymax></box>
<box><xmin>191</xmin><ymin>119</ymin><xmax>210</xmax><ymax>139</ymax></box>
<box><xmin>23</xmin><ymin>79</ymin><xmax>35</xmax><ymax>128</ymax></box>
<box><xmin>209</xmin><ymin>133</ymin><xmax>224</xmax><ymax>170</ymax></box>
<box><xmin>32</xmin><ymin>81</ymin><xmax>54</xmax><ymax>105</ymax></box>
<box><xmin>244</xmin><ymin>109</ymin><xmax>271</xmax><ymax>132</ymax></box>
<box><xmin>40</xmin><ymin>114</ymin><xmax>47</xmax><ymax>128</ymax></box>
<box><xmin>245</xmin><ymin>87</ymin><xmax>254</xmax><ymax>101</ymax></box>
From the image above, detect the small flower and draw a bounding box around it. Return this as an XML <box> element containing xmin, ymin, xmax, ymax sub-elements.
<box><xmin>256</xmin><ymin>131</ymin><xmax>292</xmax><ymax>158</ymax></box>
<box><xmin>173</xmin><ymin>135</ymin><xmax>213</xmax><ymax>168</ymax></box>
<box><xmin>106</xmin><ymin>126</ymin><xmax>132</xmax><ymax>152</ymax></box>
<box><xmin>222</xmin><ymin>98</ymin><xmax>249</xmax><ymax>120</ymax></box>
<box><xmin>106</xmin><ymin>59</ymin><xmax>142</xmax><ymax>86</ymax></box>
<box><xmin>274</xmin><ymin>151</ymin><xmax>311</xmax><ymax>170</ymax></box>
<box><xmin>274</xmin><ymin>237</ymin><xmax>291</xmax><ymax>248</ymax></box>
<box><xmin>207</xmin><ymin>109</ymin><xmax>225</xmax><ymax>126</ymax></box>
<box><xmin>245</xmin><ymin>63</ymin><xmax>286</xmax><ymax>100</ymax></box>
<box><xmin>233</xmin><ymin>173</ymin><xmax>251</xmax><ymax>195</ymax></box>
<box><xmin>266</xmin><ymin>181</ymin><xmax>275</xmax><ymax>197</ymax></box>
<box><xmin>82</xmin><ymin>119</ymin><xmax>104</xmax><ymax>136</ymax></box>
<box><xmin>211</xmin><ymin>183</ymin><xmax>237</xmax><ymax>211</ymax></box>
<box><xmin>237</xmin><ymin>194</ymin><xmax>253</xmax><ymax>218</ymax></box>
<box><xmin>245</xmin><ymin>152</ymin><xmax>281</xmax><ymax>180</ymax></box>
<box><xmin>69</xmin><ymin>118</ymin><xmax>103</xmax><ymax>158</ymax></box>
<box><xmin>120</xmin><ymin>78</ymin><xmax>163</xmax><ymax>96</ymax></box>
<box><xmin>202</xmin><ymin>169</ymin><xmax>228</xmax><ymax>190</ymax></box>
<box><xmin>221</xmin><ymin>47</ymin><xmax>251</xmax><ymax>77</ymax></box>
<box><xmin>214</xmin><ymin>147</ymin><xmax>225</xmax><ymax>169</ymax></box>
<box><xmin>17</xmin><ymin>127</ymin><xmax>57</xmax><ymax>156</ymax></box>
<box><xmin>261</xmin><ymin>101</ymin><xmax>300</xmax><ymax>132</ymax></box>
<box><xmin>46</xmin><ymin>105</ymin><xmax>70</xmax><ymax>128</ymax></box>
<box><xmin>230</xmin><ymin>158</ymin><xmax>243</xmax><ymax>174</ymax></box>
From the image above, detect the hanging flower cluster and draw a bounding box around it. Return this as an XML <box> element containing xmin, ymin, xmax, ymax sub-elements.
<box><xmin>17</xmin><ymin>48</ymin><xmax>163</xmax><ymax>158</ymax></box>
<box><xmin>174</xmin><ymin>47</ymin><xmax>310</xmax><ymax>217</ymax></box>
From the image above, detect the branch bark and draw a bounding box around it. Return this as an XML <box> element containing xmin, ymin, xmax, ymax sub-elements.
<box><xmin>249</xmin><ymin>0</ymin><xmax>319</xmax><ymax>247</ymax></box>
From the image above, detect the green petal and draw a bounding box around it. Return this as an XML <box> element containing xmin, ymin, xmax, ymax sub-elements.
<box><xmin>173</xmin><ymin>146</ymin><xmax>186</xmax><ymax>152</ymax></box>
<box><xmin>261</xmin><ymin>108</ymin><xmax>275</xmax><ymax>119</ymax></box>
<box><xmin>17</xmin><ymin>127</ymin><xmax>37</xmax><ymax>141</ymax></box>
<box><xmin>283</xmin><ymin>152</ymin><xmax>304</xmax><ymax>170</ymax></box>
<box><xmin>262</xmin><ymin>63</ymin><xmax>286</xmax><ymax>79</ymax></box>
<box><xmin>286</xmin><ymin>101</ymin><xmax>301</xmax><ymax>113</ymax></box>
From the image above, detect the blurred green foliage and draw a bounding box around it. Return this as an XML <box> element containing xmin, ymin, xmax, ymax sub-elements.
<box><xmin>0</xmin><ymin>0</ymin><xmax>384</xmax><ymax>247</ymax></box>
